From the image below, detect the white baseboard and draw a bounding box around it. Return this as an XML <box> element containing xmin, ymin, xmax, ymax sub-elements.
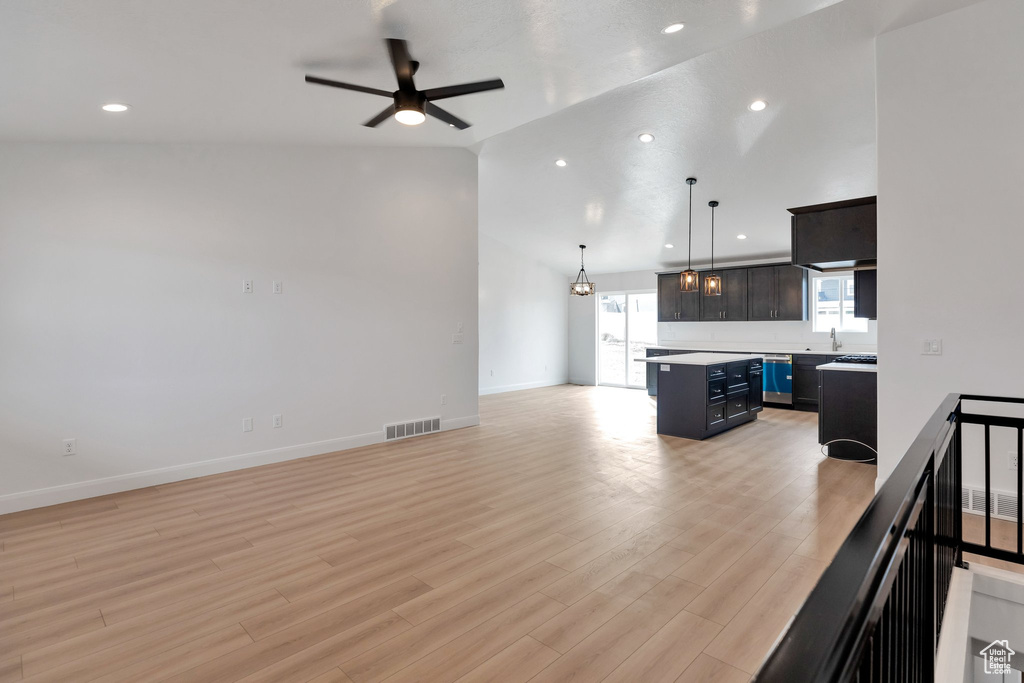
<box><xmin>479</xmin><ymin>379</ymin><xmax>567</xmax><ymax>396</ymax></box>
<box><xmin>0</xmin><ymin>415</ymin><xmax>480</xmax><ymax>515</ymax></box>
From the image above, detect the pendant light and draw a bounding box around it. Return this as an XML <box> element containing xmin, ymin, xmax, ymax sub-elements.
<box><xmin>704</xmin><ymin>200</ymin><xmax>722</xmax><ymax>296</ymax></box>
<box><xmin>680</xmin><ymin>178</ymin><xmax>699</xmax><ymax>292</ymax></box>
<box><xmin>570</xmin><ymin>245</ymin><xmax>596</xmax><ymax>296</ymax></box>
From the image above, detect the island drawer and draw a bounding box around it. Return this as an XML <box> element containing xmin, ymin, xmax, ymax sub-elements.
<box><xmin>726</xmin><ymin>362</ymin><xmax>749</xmax><ymax>389</ymax></box>
<box><xmin>708</xmin><ymin>380</ymin><xmax>726</xmax><ymax>403</ymax></box>
<box><xmin>749</xmin><ymin>359</ymin><xmax>763</xmax><ymax>372</ymax></box>
<box><xmin>707</xmin><ymin>364</ymin><xmax>727</xmax><ymax>381</ymax></box>
<box><xmin>726</xmin><ymin>395</ymin><xmax>749</xmax><ymax>420</ymax></box>
<box><xmin>707</xmin><ymin>403</ymin><xmax>726</xmax><ymax>428</ymax></box>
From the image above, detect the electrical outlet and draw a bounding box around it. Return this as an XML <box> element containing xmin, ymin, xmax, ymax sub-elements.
<box><xmin>62</xmin><ymin>438</ymin><xmax>76</xmax><ymax>456</ymax></box>
<box><xmin>490</xmin><ymin>370</ymin><xmax>493</xmax><ymax>377</ymax></box>
<box><xmin>273</xmin><ymin>414</ymin><xmax>282</xmax><ymax>429</ymax></box>
<box><xmin>457</xmin><ymin>322</ymin><xmax>463</xmax><ymax>333</ymax></box>
<box><xmin>441</xmin><ymin>394</ymin><xmax>447</xmax><ymax>406</ymax></box>
<box><xmin>242</xmin><ymin>417</ymin><xmax>253</xmax><ymax>433</ymax></box>
<box><xmin>1010</xmin><ymin>452</ymin><xmax>1019</xmax><ymax>470</ymax></box>
<box><xmin>452</xmin><ymin>333</ymin><xmax>464</xmax><ymax>345</ymax></box>
<box><xmin>272</xmin><ymin>280</ymin><xmax>282</xmax><ymax>294</ymax></box>
<box><xmin>242</xmin><ymin>279</ymin><xmax>254</xmax><ymax>294</ymax></box>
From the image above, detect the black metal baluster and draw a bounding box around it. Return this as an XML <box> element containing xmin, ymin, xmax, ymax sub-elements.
<box><xmin>985</xmin><ymin>424</ymin><xmax>992</xmax><ymax>549</ymax></box>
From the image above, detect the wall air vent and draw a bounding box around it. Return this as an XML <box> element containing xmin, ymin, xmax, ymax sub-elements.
<box><xmin>384</xmin><ymin>417</ymin><xmax>441</xmax><ymax>441</ymax></box>
<box><xmin>961</xmin><ymin>485</ymin><xmax>1019</xmax><ymax>522</ymax></box>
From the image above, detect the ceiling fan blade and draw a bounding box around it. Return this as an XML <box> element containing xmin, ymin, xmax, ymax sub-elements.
<box><xmin>363</xmin><ymin>104</ymin><xmax>397</xmax><ymax>128</ymax></box>
<box><xmin>386</xmin><ymin>39</ymin><xmax>416</xmax><ymax>90</ymax></box>
<box><xmin>421</xmin><ymin>79</ymin><xmax>505</xmax><ymax>101</ymax></box>
<box><xmin>305</xmin><ymin>76</ymin><xmax>392</xmax><ymax>98</ymax></box>
<box><xmin>426</xmin><ymin>102</ymin><xmax>470</xmax><ymax>130</ymax></box>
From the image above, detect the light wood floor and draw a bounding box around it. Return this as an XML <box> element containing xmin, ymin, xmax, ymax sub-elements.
<box><xmin>0</xmin><ymin>385</ymin><xmax>877</xmax><ymax>683</ymax></box>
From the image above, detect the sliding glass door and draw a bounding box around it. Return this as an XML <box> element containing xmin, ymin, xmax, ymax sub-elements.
<box><xmin>598</xmin><ymin>291</ymin><xmax>657</xmax><ymax>388</ymax></box>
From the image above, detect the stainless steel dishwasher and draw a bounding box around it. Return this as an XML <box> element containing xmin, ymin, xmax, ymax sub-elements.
<box><xmin>763</xmin><ymin>354</ymin><xmax>793</xmax><ymax>405</ymax></box>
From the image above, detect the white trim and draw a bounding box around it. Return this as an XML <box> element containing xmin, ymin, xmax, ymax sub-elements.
<box><xmin>935</xmin><ymin>567</ymin><xmax>972</xmax><ymax>683</ymax></box>
<box><xmin>0</xmin><ymin>415</ymin><xmax>480</xmax><ymax>515</ymax></box>
<box><xmin>479</xmin><ymin>379</ymin><xmax>567</xmax><ymax>396</ymax></box>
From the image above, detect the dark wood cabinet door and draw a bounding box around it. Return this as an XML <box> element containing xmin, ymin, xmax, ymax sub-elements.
<box><xmin>793</xmin><ymin>354</ymin><xmax>826</xmax><ymax>412</ymax></box>
<box><xmin>678</xmin><ymin>286</ymin><xmax>700</xmax><ymax>321</ymax></box>
<box><xmin>721</xmin><ymin>270</ymin><xmax>748</xmax><ymax>321</ymax></box>
<box><xmin>699</xmin><ymin>272</ymin><xmax>726</xmax><ymax>321</ymax></box>
<box><xmin>657</xmin><ymin>273</ymin><xmax>680</xmax><ymax>322</ymax></box>
<box><xmin>854</xmin><ymin>269</ymin><xmax>877</xmax><ymax>320</ymax></box>
<box><xmin>746</xmin><ymin>266</ymin><xmax>776</xmax><ymax>321</ymax></box>
<box><xmin>775</xmin><ymin>265</ymin><xmax>808</xmax><ymax>321</ymax></box>
<box><xmin>701</xmin><ymin>270</ymin><xmax>747</xmax><ymax>321</ymax></box>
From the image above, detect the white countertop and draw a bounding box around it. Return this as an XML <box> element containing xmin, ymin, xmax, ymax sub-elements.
<box><xmin>817</xmin><ymin>362</ymin><xmax>878</xmax><ymax>373</ymax></box>
<box><xmin>648</xmin><ymin>342</ymin><xmax>877</xmax><ymax>356</ymax></box>
<box><xmin>636</xmin><ymin>352</ymin><xmax>763</xmax><ymax>366</ymax></box>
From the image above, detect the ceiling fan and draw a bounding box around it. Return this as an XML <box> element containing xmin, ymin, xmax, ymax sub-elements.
<box><xmin>305</xmin><ymin>39</ymin><xmax>505</xmax><ymax>130</ymax></box>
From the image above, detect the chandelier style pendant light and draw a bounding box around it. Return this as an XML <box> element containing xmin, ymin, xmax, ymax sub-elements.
<box><xmin>570</xmin><ymin>245</ymin><xmax>596</xmax><ymax>296</ymax></box>
<box><xmin>680</xmin><ymin>177</ymin><xmax>699</xmax><ymax>293</ymax></box>
<box><xmin>704</xmin><ymin>200</ymin><xmax>722</xmax><ymax>296</ymax></box>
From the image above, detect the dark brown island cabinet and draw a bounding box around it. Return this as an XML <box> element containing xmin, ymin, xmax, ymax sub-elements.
<box><xmin>818</xmin><ymin>362</ymin><xmax>877</xmax><ymax>462</ymax></box>
<box><xmin>638</xmin><ymin>353</ymin><xmax>763</xmax><ymax>439</ymax></box>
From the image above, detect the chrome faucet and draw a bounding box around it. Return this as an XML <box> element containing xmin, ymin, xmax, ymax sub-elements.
<box><xmin>831</xmin><ymin>327</ymin><xmax>843</xmax><ymax>353</ymax></box>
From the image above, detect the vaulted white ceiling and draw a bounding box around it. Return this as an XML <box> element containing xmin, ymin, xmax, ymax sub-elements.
<box><xmin>1</xmin><ymin>0</ymin><xmax>983</xmax><ymax>273</ymax></box>
<box><xmin>478</xmin><ymin>0</ymin><xmax>985</xmax><ymax>275</ymax></box>
<box><xmin>0</xmin><ymin>0</ymin><xmax>844</xmax><ymax>145</ymax></box>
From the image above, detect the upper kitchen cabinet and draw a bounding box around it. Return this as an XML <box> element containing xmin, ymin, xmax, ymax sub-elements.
<box><xmin>700</xmin><ymin>270</ymin><xmax>747</xmax><ymax>321</ymax></box>
<box><xmin>854</xmin><ymin>268</ymin><xmax>877</xmax><ymax>319</ymax></box>
<box><xmin>790</xmin><ymin>196</ymin><xmax>877</xmax><ymax>271</ymax></box>
<box><xmin>747</xmin><ymin>265</ymin><xmax>808</xmax><ymax>321</ymax></box>
<box><xmin>657</xmin><ymin>272</ymin><xmax>700</xmax><ymax>322</ymax></box>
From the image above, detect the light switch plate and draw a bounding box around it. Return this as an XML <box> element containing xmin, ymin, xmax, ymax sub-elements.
<box><xmin>921</xmin><ymin>339</ymin><xmax>942</xmax><ymax>355</ymax></box>
<box><xmin>452</xmin><ymin>333</ymin><xmax>464</xmax><ymax>345</ymax></box>
<box><xmin>242</xmin><ymin>417</ymin><xmax>253</xmax><ymax>432</ymax></box>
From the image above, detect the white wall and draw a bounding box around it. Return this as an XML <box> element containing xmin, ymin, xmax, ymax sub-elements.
<box><xmin>0</xmin><ymin>143</ymin><xmax>479</xmax><ymax>512</ymax></box>
<box><xmin>478</xmin><ymin>233</ymin><xmax>568</xmax><ymax>394</ymax></box>
<box><xmin>876</xmin><ymin>0</ymin><xmax>1024</xmax><ymax>484</ymax></box>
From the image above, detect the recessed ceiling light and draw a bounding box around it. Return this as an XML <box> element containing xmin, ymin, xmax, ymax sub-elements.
<box><xmin>665</xmin><ymin>243</ymin><xmax>674</xmax><ymax>249</ymax></box>
<box><xmin>638</xmin><ymin>133</ymin><xmax>655</xmax><ymax>143</ymax></box>
<box><xmin>662</xmin><ymin>23</ymin><xmax>685</xmax><ymax>34</ymax></box>
<box><xmin>555</xmin><ymin>159</ymin><xmax>567</xmax><ymax>167</ymax></box>
<box><xmin>737</xmin><ymin>234</ymin><xmax>747</xmax><ymax>240</ymax></box>
<box><xmin>101</xmin><ymin>103</ymin><xmax>130</xmax><ymax>113</ymax></box>
<box><xmin>748</xmin><ymin>100</ymin><xmax>768</xmax><ymax>112</ymax></box>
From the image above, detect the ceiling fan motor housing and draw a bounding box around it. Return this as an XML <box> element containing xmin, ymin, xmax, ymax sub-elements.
<box><xmin>394</xmin><ymin>89</ymin><xmax>426</xmax><ymax>116</ymax></box>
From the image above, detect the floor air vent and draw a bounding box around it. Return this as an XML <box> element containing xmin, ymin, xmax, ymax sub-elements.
<box><xmin>385</xmin><ymin>417</ymin><xmax>441</xmax><ymax>441</ymax></box>
<box><xmin>961</xmin><ymin>485</ymin><xmax>1020</xmax><ymax>522</ymax></box>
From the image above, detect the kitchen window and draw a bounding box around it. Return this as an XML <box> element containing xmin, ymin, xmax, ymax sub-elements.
<box><xmin>811</xmin><ymin>274</ymin><xmax>868</xmax><ymax>333</ymax></box>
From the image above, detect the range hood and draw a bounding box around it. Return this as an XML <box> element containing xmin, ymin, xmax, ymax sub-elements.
<box><xmin>789</xmin><ymin>196</ymin><xmax>876</xmax><ymax>272</ymax></box>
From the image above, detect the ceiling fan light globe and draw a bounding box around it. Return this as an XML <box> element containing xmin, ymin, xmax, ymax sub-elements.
<box><xmin>394</xmin><ymin>108</ymin><xmax>426</xmax><ymax>126</ymax></box>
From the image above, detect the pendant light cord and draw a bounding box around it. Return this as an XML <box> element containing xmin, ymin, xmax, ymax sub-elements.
<box><xmin>709</xmin><ymin>202</ymin><xmax>716</xmax><ymax>271</ymax></box>
<box><xmin>687</xmin><ymin>182</ymin><xmax>693</xmax><ymax>271</ymax></box>
<box><xmin>574</xmin><ymin>245</ymin><xmax>590</xmax><ymax>286</ymax></box>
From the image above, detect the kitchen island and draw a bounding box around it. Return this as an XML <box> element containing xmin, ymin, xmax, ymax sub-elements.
<box><xmin>637</xmin><ymin>353</ymin><xmax>763</xmax><ymax>440</ymax></box>
<box><xmin>817</xmin><ymin>360</ymin><xmax>877</xmax><ymax>462</ymax></box>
